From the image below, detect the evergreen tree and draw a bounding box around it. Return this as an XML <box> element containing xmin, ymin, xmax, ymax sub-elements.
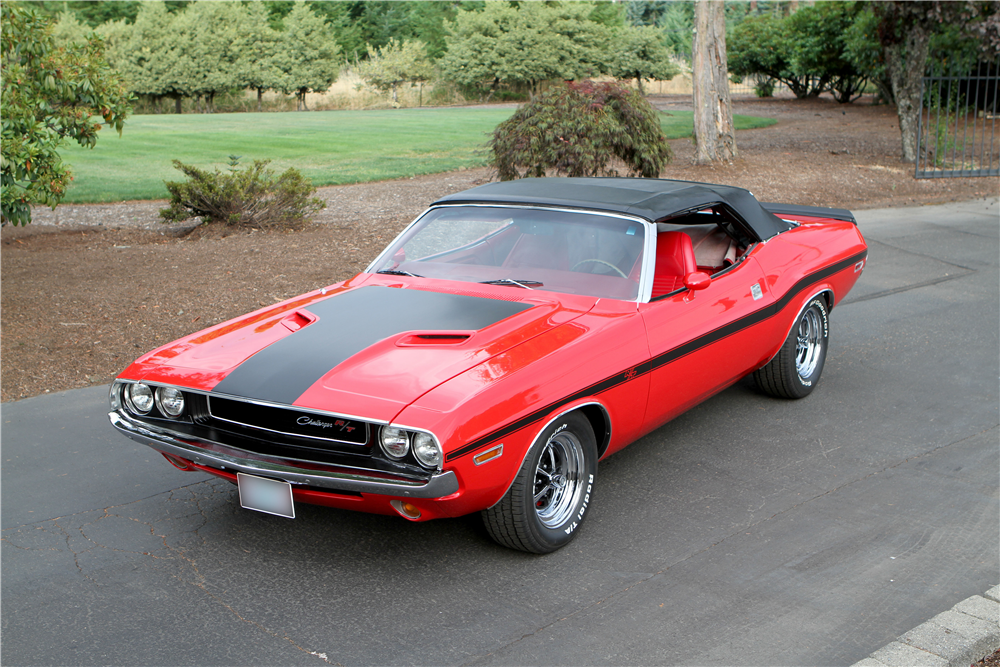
<box><xmin>235</xmin><ymin>3</ymin><xmax>282</xmax><ymax>112</ymax></box>
<box><xmin>273</xmin><ymin>1</ymin><xmax>340</xmax><ymax>111</ymax></box>
<box><xmin>606</xmin><ymin>25</ymin><xmax>680</xmax><ymax>94</ymax></box>
<box><xmin>50</xmin><ymin>10</ymin><xmax>89</xmax><ymax>46</ymax></box>
<box><xmin>439</xmin><ymin>1</ymin><xmax>612</xmax><ymax>98</ymax></box>
<box><xmin>108</xmin><ymin>2</ymin><xmax>184</xmax><ymax>112</ymax></box>
<box><xmin>356</xmin><ymin>39</ymin><xmax>434</xmax><ymax>105</ymax></box>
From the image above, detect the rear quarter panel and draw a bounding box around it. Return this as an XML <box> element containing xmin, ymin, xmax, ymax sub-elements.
<box><xmin>751</xmin><ymin>218</ymin><xmax>868</xmax><ymax>363</ymax></box>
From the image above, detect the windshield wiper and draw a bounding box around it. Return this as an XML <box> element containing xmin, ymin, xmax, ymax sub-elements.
<box><xmin>479</xmin><ymin>278</ymin><xmax>543</xmax><ymax>289</ymax></box>
<box><xmin>377</xmin><ymin>269</ymin><xmax>422</xmax><ymax>277</ymax></box>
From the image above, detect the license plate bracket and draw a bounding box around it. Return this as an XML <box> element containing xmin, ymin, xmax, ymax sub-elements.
<box><xmin>237</xmin><ymin>473</ymin><xmax>295</xmax><ymax>519</ymax></box>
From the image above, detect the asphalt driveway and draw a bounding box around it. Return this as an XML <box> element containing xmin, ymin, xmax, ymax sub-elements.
<box><xmin>3</xmin><ymin>198</ymin><xmax>997</xmax><ymax>666</ymax></box>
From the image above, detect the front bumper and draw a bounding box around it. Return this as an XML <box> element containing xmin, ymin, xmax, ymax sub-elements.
<box><xmin>109</xmin><ymin>410</ymin><xmax>459</xmax><ymax>499</ymax></box>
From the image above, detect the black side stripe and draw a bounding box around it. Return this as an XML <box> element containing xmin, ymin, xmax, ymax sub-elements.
<box><xmin>446</xmin><ymin>249</ymin><xmax>867</xmax><ymax>462</ymax></box>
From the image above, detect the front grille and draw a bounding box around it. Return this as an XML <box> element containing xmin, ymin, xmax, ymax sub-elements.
<box><xmin>204</xmin><ymin>395</ymin><xmax>371</xmax><ymax>450</ymax></box>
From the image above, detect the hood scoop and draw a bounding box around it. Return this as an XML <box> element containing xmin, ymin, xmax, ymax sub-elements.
<box><xmin>396</xmin><ymin>332</ymin><xmax>473</xmax><ymax>346</ymax></box>
<box><xmin>281</xmin><ymin>310</ymin><xmax>317</xmax><ymax>332</ymax></box>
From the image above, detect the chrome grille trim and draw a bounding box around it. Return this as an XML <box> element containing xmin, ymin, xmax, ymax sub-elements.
<box><xmin>206</xmin><ymin>395</ymin><xmax>370</xmax><ymax>447</ymax></box>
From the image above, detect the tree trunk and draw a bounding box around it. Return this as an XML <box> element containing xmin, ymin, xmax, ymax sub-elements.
<box><xmin>257</xmin><ymin>88</ymin><xmax>263</xmax><ymax>113</ymax></box>
<box><xmin>692</xmin><ymin>0</ymin><xmax>737</xmax><ymax>164</ymax></box>
<box><xmin>298</xmin><ymin>89</ymin><xmax>309</xmax><ymax>111</ymax></box>
<box><xmin>884</xmin><ymin>25</ymin><xmax>930</xmax><ymax>163</ymax></box>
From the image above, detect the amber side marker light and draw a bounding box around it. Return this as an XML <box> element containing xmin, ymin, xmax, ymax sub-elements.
<box><xmin>473</xmin><ymin>444</ymin><xmax>503</xmax><ymax>466</ymax></box>
<box><xmin>390</xmin><ymin>500</ymin><xmax>422</xmax><ymax>520</ymax></box>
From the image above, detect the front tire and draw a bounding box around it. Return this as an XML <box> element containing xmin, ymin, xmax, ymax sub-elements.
<box><xmin>754</xmin><ymin>296</ymin><xmax>829</xmax><ymax>399</ymax></box>
<box><xmin>482</xmin><ymin>412</ymin><xmax>597</xmax><ymax>553</ymax></box>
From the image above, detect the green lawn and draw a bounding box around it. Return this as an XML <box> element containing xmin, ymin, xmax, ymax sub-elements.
<box><xmin>59</xmin><ymin>108</ymin><xmax>776</xmax><ymax>203</ymax></box>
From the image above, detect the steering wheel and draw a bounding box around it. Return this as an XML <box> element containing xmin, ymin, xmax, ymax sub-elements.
<box><xmin>571</xmin><ymin>258</ymin><xmax>628</xmax><ymax>279</ymax></box>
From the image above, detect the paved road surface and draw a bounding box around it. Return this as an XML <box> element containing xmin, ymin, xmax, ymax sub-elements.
<box><xmin>3</xmin><ymin>199</ymin><xmax>997</xmax><ymax>666</ymax></box>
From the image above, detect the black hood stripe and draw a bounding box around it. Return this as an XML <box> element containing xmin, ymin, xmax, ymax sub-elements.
<box><xmin>212</xmin><ymin>286</ymin><xmax>532</xmax><ymax>405</ymax></box>
<box><xmin>446</xmin><ymin>249</ymin><xmax>867</xmax><ymax>462</ymax></box>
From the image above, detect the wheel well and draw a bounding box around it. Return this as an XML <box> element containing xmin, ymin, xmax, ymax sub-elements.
<box><xmin>821</xmin><ymin>289</ymin><xmax>835</xmax><ymax>311</ymax></box>
<box><xmin>577</xmin><ymin>403</ymin><xmax>612</xmax><ymax>459</ymax></box>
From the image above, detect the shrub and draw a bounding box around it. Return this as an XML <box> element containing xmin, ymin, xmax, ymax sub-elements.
<box><xmin>728</xmin><ymin>14</ymin><xmax>824</xmax><ymax>99</ymax></box>
<box><xmin>729</xmin><ymin>3</ymin><xmax>869</xmax><ymax>103</ymax></box>
<box><xmin>489</xmin><ymin>80</ymin><xmax>671</xmax><ymax>180</ymax></box>
<box><xmin>754</xmin><ymin>78</ymin><xmax>776</xmax><ymax>98</ymax></box>
<box><xmin>159</xmin><ymin>159</ymin><xmax>325</xmax><ymax>230</ymax></box>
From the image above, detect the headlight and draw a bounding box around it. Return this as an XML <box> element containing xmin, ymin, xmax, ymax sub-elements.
<box><xmin>412</xmin><ymin>432</ymin><xmax>441</xmax><ymax>469</ymax></box>
<box><xmin>155</xmin><ymin>386</ymin><xmax>185</xmax><ymax>418</ymax></box>
<box><xmin>380</xmin><ymin>426</ymin><xmax>410</xmax><ymax>460</ymax></box>
<box><xmin>124</xmin><ymin>383</ymin><xmax>154</xmax><ymax>415</ymax></box>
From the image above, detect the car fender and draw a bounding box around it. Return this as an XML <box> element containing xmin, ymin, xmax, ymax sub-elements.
<box><xmin>393</xmin><ymin>305</ymin><xmax>649</xmax><ymax>516</ymax></box>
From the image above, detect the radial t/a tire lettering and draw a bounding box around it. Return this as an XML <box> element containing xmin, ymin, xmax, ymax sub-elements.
<box><xmin>753</xmin><ymin>296</ymin><xmax>829</xmax><ymax>399</ymax></box>
<box><xmin>482</xmin><ymin>412</ymin><xmax>598</xmax><ymax>553</ymax></box>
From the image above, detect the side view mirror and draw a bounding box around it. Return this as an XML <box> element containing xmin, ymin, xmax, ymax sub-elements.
<box><xmin>684</xmin><ymin>271</ymin><xmax>712</xmax><ymax>292</ymax></box>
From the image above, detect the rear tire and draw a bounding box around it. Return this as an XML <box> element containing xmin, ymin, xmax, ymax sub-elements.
<box><xmin>754</xmin><ymin>296</ymin><xmax>829</xmax><ymax>399</ymax></box>
<box><xmin>482</xmin><ymin>412</ymin><xmax>597</xmax><ymax>553</ymax></box>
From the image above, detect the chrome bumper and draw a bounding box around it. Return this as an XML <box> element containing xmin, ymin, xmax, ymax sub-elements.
<box><xmin>109</xmin><ymin>411</ymin><xmax>459</xmax><ymax>499</ymax></box>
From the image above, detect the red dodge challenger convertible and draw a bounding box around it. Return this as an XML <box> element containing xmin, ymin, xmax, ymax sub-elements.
<box><xmin>109</xmin><ymin>178</ymin><xmax>867</xmax><ymax>552</ymax></box>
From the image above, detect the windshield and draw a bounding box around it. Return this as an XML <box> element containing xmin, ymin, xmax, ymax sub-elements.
<box><xmin>371</xmin><ymin>206</ymin><xmax>647</xmax><ymax>300</ymax></box>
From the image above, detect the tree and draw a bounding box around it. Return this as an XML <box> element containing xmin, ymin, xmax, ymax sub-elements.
<box><xmin>356</xmin><ymin>39</ymin><xmax>434</xmax><ymax>105</ymax></box>
<box><xmin>107</xmin><ymin>2</ymin><xmax>185</xmax><ymax>113</ymax></box>
<box><xmin>1</xmin><ymin>4</ymin><xmax>132</xmax><ymax>225</ymax></box>
<box><xmin>273</xmin><ymin>1</ymin><xmax>340</xmax><ymax>111</ymax></box>
<box><xmin>728</xmin><ymin>13</ymin><xmax>826</xmax><ymax>98</ymax></box>
<box><xmin>868</xmin><ymin>2</ymin><xmax>998</xmax><ymax>162</ymax></box>
<box><xmin>490</xmin><ymin>80</ymin><xmax>672</xmax><ymax>180</ymax></box>
<box><xmin>786</xmin><ymin>2</ymin><xmax>868</xmax><ymax>103</ymax></box>
<box><xmin>407</xmin><ymin>1</ymin><xmax>462</xmax><ymax>60</ymax></box>
<box><xmin>300</xmin><ymin>1</ymin><xmax>460</xmax><ymax>62</ymax></box>
<box><xmin>171</xmin><ymin>2</ymin><xmax>248</xmax><ymax>113</ymax></box>
<box><xmin>439</xmin><ymin>1</ymin><xmax>611</xmax><ymax>98</ymax></box>
<box><xmin>50</xmin><ymin>10</ymin><xmax>89</xmax><ymax>46</ymax></box>
<box><xmin>843</xmin><ymin>7</ymin><xmax>894</xmax><ymax>104</ymax></box>
<box><xmin>625</xmin><ymin>0</ymin><xmax>670</xmax><ymax>28</ymax></box>
<box><xmin>606</xmin><ymin>25</ymin><xmax>680</xmax><ymax>95</ymax></box>
<box><xmin>234</xmin><ymin>3</ymin><xmax>281</xmax><ymax>112</ymax></box>
<box><xmin>660</xmin><ymin>2</ymin><xmax>695</xmax><ymax>60</ymax></box>
<box><xmin>691</xmin><ymin>0</ymin><xmax>736</xmax><ymax>163</ymax></box>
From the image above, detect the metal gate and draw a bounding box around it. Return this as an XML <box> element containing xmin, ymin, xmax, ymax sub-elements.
<box><xmin>915</xmin><ymin>61</ymin><xmax>999</xmax><ymax>178</ymax></box>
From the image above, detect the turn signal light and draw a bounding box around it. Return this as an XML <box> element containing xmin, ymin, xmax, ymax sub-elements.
<box><xmin>473</xmin><ymin>444</ymin><xmax>503</xmax><ymax>466</ymax></box>
<box><xmin>390</xmin><ymin>500</ymin><xmax>422</xmax><ymax>520</ymax></box>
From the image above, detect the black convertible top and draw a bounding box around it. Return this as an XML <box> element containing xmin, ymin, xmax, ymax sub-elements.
<box><xmin>432</xmin><ymin>177</ymin><xmax>793</xmax><ymax>241</ymax></box>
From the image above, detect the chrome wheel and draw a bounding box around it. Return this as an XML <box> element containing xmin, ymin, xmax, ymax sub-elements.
<box><xmin>753</xmin><ymin>295</ymin><xmax>829</xmax><ymax>400</ymax></box>
<box><xmin>533</xmin><ymin>430</ymin><xmax>586</xmax><ymax>528</ymax></box>
<box><xmin>795</xmin><ymin>305</ymin><xmax>824</xmax><ymax>380</ymax></box>
<box><xmin>483</xmin><ymin>411</ymin><xmax>597</xmax><ymax>553</ymax></box>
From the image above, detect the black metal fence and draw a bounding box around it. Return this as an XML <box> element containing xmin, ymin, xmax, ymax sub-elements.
<box><xmin>728</xmin><ymin>74</ymin><xmax>793</xmax><ymax>98</ymax></box>
<box><xmin>915</xmin><ymin>61</ymin><xmax>999</xmax><ymax>178</ymax></box>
